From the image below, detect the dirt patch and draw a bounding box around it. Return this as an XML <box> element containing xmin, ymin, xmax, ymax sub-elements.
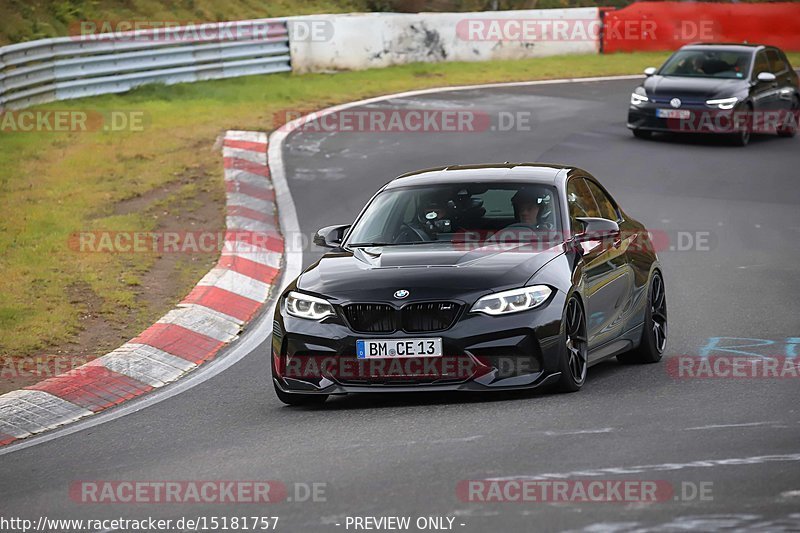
<box><xmin>0</xmin><ymin>156</ymin><xmax>225</xmax><ymax>395</ymax></box>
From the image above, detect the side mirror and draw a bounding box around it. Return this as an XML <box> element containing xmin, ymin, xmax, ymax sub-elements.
<box><xmin>757</xmin><ymin>72</ymin><xmax>777</xmax><ymax>83</ymax></box>
<box><xmin>644</xmin><ymin>67</ymin><xmax>657</xmax><ymax>77</ymax></box>
<box><xmin>574</xmin><ymin>217</ymin><xmax>620</xmax><ymax>241</ymax></box>
<box><xmin>313</xmin><ymin>224</ymin><xmax>350</xmax><ymax>248</ymax></box>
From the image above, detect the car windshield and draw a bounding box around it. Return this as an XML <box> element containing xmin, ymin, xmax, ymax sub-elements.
<box><xmin>346</xmin><ymin>182</ymin><xmax>562</xmax><ymax>247</ymax></box>
<box><xmin>659</xmin><ymin>49</ymin><xmax>751</xmax><ymax>79</ymax></box>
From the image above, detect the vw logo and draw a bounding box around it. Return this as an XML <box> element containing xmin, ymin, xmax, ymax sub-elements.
<box><xmin>670</xmin><ymin>98</ymin><xmax>682</xmax><ymax>109</ymax></box>
<box><xmin>394</xmin><ymin>289</ymin><xmax>409</xmax><ymax>299</ymax></box>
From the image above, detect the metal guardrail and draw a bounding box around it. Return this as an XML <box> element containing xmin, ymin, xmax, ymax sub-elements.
<box><xmin>0</xmin><ymin>19</ymin><xmax>292</xmax><ymax>110</ymax></box>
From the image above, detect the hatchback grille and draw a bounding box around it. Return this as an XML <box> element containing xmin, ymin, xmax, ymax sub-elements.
<box><xmin>402</xmin><ymin>302</ymin><xmax>460</xmax><ymax>332</ymax></box>
<box><xmin>343</xmin><ymin>302</ymin><xmax>460</xmax><ymax>333</ymax></box>
<box><xmin>343</xmin><ymin>304</ymin><xmax>396</xmax><ymax>333</ymax></box>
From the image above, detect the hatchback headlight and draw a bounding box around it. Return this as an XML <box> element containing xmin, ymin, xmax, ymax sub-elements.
<box><xmin>630</xmin><ymin>87</ymin><xmax>649</xmax><ymax>106</ymax></box>
<box><xmin>285</xmin><ymin>291</ymin><xmax>335</xmax><ymax>320</ymax></box>
<box><xmin>706</xmin><ymin>97</ymin><xmax>739</xmax><ymax>110</ymax></box>
<box><xmin>471</xmin><ymin>285</ymin><xmax>552</xmax><ymax>316</ymax></box>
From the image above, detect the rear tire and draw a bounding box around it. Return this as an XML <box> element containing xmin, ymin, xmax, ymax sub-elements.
<box><xmin>618</xmin><ymin>272</ymin><xmax>667</xmax><ymax>364</ymax></box>
<box><xmin>632</xmin><ymin>129</ymin><xmax>651</xmax><ymax>139</ymax></box>
<box><xmin>273</xmin><ymin>382</ymin><xmax>328</xmax><ymax>406</ymax></box>
<box><xmin>556</xmin><ymin>296</ymin><xmax>588</xmax><ymax>393</ymax></box>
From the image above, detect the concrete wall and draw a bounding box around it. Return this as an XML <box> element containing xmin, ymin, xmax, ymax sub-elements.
<box><xmin>288</xmin><ymin>9</ymin><xmax>600</xmax><ymax>74</ymax></box>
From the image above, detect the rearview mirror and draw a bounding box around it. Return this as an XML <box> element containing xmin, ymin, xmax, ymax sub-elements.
<box><xmin>313</xmin><ymin>224</ymin><xmax>350</xmax><ymax>248</ymax></box>
<box><xmin>574</xmin><ymin>217</ymin><xmax>620</xmax><ymax>241</ymax></box>
<box><xmin>644</xmin><ymin>67</ymin><xmax>657</xmax><ymax>77</ymax></box>
<box><xmin>757</xmin><ymin>72</ymin><xmax>777</xmax><ymax>83</ymax></box>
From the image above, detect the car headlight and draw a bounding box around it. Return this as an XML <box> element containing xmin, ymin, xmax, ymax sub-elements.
<box><xmin>630</xmin><ymin>87</ymin><xmax>649</xmax><ymax>106</ymax></box>
<box><xmin>285</xmin><ymin>291</ymin><xmax>335</xmax><ymax>320</ymax></box>
<box><xmin>471</xmin><ymin>285</ymin><xmax>552</xmax><ymax>316</ymax></box>
<box><xmin>706</xmin><ymin>97</ymin><xmax>739</xmax><ymax>110</ymax></box>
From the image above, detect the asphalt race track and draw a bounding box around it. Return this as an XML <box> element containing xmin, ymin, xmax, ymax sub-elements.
<box><xmin>2</xmin><ymin>78</ymin><xmax>799</xmax><ymax>532</ymax></box>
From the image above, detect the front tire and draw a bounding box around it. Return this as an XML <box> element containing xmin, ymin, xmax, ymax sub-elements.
<box><xmin>731</xmin><ymin>104</ymin><xmax>753</xmax><ymax>146</ymax></box>
<box><xmin>777</xmin><ymin>97</ymin><xmax>799</xmax><ymax>138</ymax></box>
<box><xmin>556</xmin><ymin>296</ymin><xmax>588</xmax><ymax>392</ymax></box>
<box><xmin>273</xmin><ymin>382</ymin><xmax>328</xmax><ymax>406</ymax></box>
<box><xmin>632</xmin><ymin>129</ymin><xmax>651</xmax><ymax>139</ymax></box>
<box><xmin>618</xmin><ymin>272</ymin><xmax>667</xmax><ymax>364</ymax></box>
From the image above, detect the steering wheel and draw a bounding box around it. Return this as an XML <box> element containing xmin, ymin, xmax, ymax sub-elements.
<box><xmin>394</xmin><ymin>222</ymin><xmax>429</xmax><ymax>243</ymax></box>
<box><xmin>537</xmin><ymin>221</ymin><xmax>555</xmax><ymax>231</ymax></box>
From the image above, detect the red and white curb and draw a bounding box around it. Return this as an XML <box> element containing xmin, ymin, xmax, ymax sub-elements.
<box><xmin>0</xmin><ymin>130</ymin><xmax>280</xmax><ymax>447</ymax></box>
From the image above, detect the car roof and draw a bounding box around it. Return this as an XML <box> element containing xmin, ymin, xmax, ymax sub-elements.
<box><xmin>386</xmin><ymin>163</ymin><xmax>577</xmax><ymax>189</ymax></box>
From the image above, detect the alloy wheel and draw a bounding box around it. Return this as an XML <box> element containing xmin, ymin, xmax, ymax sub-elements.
<box><xmin>650</xmin><ymin>273</ymin><xmax>668</xmax><ymax>353</ymax></box>
<box><xmin>565</xmin><ymin>297</ymin><xmax>588</xmax><ymax>385</ymax></box>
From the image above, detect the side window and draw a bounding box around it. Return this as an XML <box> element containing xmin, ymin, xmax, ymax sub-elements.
<box><xmin>753</xmin><ymin>52</ymin><xmax>770</xmax><ymax>79</ymax></box>
<box><xmin>584</xmin><ymin>180</ymin><xmax>618</xmax><ymax>221</ymax></box>
<box><xmin>780</xmin><ymin>51</ymin><xmax>794</xmax><ymax>72</ymax></box>
<box><xmin>767</xmin><ymin>50</ymin><xmax>787</xmax><ymax>74</ymax></box>
<box><xmin>566</xmin><ymin>178</ymin><xmax>600</xmax><ymax>231</ymax></box>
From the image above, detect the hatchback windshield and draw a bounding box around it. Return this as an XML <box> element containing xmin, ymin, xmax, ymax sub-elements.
<box><xmin>660</xmin><ymin>49</ymin><xmax>752</xmax><ymax>79</ymax></box>
<box><xmin>346</xmin><ymin>182</ymin><xmax>562</xmax><ymax>247</ymax></box>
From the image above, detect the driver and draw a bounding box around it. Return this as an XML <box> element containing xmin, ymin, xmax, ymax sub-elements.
<box><xmin>510</xmin><ymin>187</ymin><xmax>553</xmax><ymax>230</ymax></box>
<box><xmin>487</xmin><ymin>187</ymin><xmax>554</xmax><ymax>245</ymax></box>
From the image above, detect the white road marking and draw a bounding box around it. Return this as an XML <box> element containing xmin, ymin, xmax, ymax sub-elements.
<box><xmin>684</xmin><ymin>421</ymin><xmax>782</xmax><ymax>431</ymax></box>
<box><xmin>488</xmin><ymin>453</ymin><xmax>800</xmax><ymax>481</ymax></box>
<box><xmin>540</xmin><ymin>428</ymin><xmax>615</xmax><ymax>436</ymax></box>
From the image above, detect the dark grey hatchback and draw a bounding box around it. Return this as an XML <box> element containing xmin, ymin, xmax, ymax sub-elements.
<box><xmin>628</xmin><ymin>43</ymin><xmax>799</xmax><ymax>145</ymax></box>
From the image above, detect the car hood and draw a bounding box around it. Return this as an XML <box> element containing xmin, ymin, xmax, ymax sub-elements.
<box><xmin>296</xmin><ymin>243</ymin><xmax>565</xmax><ymax>302</ymax></box>
<box><xmin>644</xmin><ymin>75</ymin><xmax>747</xmax><ymax>101</ymax></box>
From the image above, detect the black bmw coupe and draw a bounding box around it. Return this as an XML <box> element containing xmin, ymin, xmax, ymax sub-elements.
<box><xmin>271</xmin><ymin>164</ymin><xmax>666</xmax><ymax>404</ymax></box>
<box><xmin>628</xmin><ymin>43</ymin><xmax>799</xmax><ymax>146</ymax></box>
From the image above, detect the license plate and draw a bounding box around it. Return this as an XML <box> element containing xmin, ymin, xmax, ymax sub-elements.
<box><xmin>357</xmin><ymin>338</ymin><xmax>443</xmax><ymax>359</ymax></box>
<box><xmin>656</xmin><ymin>108</ymin><xmax>691</xmax><ymax>119</ymax></box>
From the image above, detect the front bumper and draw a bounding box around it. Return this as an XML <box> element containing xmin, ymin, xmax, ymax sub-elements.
<box><xmin>271</xmin><ymin>292</ymin><xmax>566</xmax><ymax>395</ymax></box>
<box><xmin>627</xmin><ymin>103</ymin><xmax>746</xmax><ymax>134</ymax></box>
